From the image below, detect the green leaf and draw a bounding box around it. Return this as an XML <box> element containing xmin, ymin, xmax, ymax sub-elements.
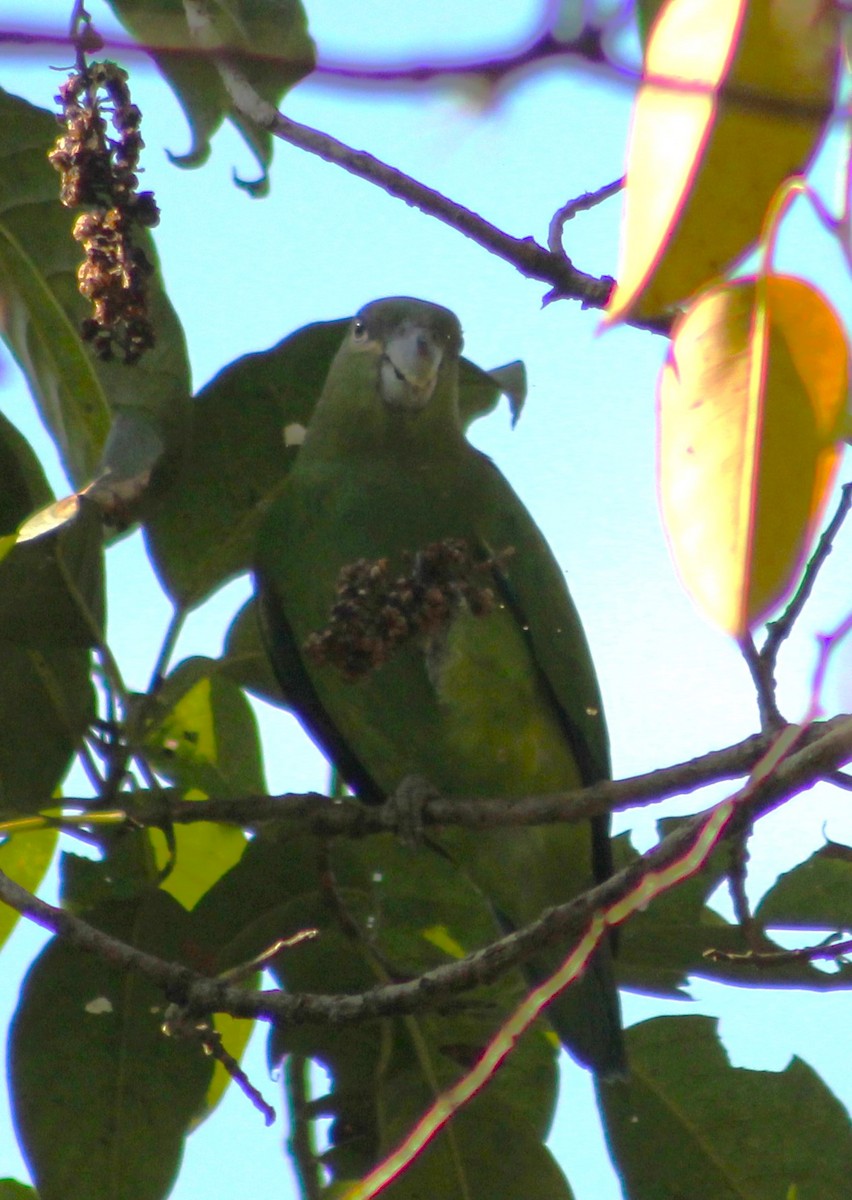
<box><xmin>613</xmin><ymin>822</ymin><xmax>731</xmax><ymax>997</ymax></box>
<box><xmin>142</xmin><ymin>654</ymin><xmax>266</xmax><ymax>798</ymax></box>
<box><xmin>615</xmin><ymin>824</ymin><xmax>852</xmax><ymax>993</ymax></box>
<box><xmin>601</xmin><ymin>1015</ymin><xmax>852</xmax><ymax>1199</ymax></box>
<box><xmin>0</xmin><ymin>645</ymin><xmax>95</xmax><ymax>817</ymax></box>
<box><xmin>376</xmin><ymin>1080</ymin><xmax>573</xmax><ymax>1200</ymax></box>
<box><xmin>221</xmin><ymin>596</ymin><xmax>285</xmax><ymax>706</ymax></box>
<box><xmin>0</xmin><ymin>411</ymin><xmax>52</xmax><ymax>524</ymax></box>
<box><xmin>0</xmin><ymin>426</ymin><xmax>97</xmax><ymax>815</ymax></box>
<box><xmin>0</xmin><ymin>88</ymin><xmax>190</xmax><ymax>488</ymax></box>
<box><xmin>0</xmin><ymin>502</ymin><xmax>105</xmax><ymax>647</ymax></box>
<box><xmin>756</xmin><ymin>843</ymin><xmax>852</xmax><ymax>931</ymax></box>
<box><xmin>0</xmin><ymin>1182</ymin><xmax>38</xmax><ymax>1200</ymax></box>
<box><xmin>9</xmin><ymin>890</ymin><xmax>214</xmax><ymax>1200</ymax></box>
<box><xmin>0</xmin><ymin>828</ymin><xmax>58</xmax><ymax>950</ymax></box>
<box><xmin>194</xmin><ymin>827</ymin><xmax>560</xmax><ymax>1186</ymax></box>
<box><xmin>144</xmin><ymin>319</ymin><xmax>347</xmax><ymax>607</ymax></box>
<box><xmin>105</xmin><ymin>0</ymin><xmax>316</xmax><ymax>194</ymax></box>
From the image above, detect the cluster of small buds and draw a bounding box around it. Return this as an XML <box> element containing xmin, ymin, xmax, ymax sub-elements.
<box><xmin>304</xmin><ymin>538</ymin><xmax>513</xmax><ymax>681</ymax></box>
<box><xmin>48</xmin><ymin>62</ymin><xmax>160</xmax><ymax>364</ymax></box>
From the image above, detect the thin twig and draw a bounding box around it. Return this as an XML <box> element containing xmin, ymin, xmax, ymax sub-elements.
<box><xmin>547</xmin><ymin>176</ymin><xmax>624</xmax><ymax>255</ymax></box>
<box><xmin>148</xmin><ymin>604</ymin><xmax>187</xmax><ymax>693</ymax></box>
<box><xmin>738</xmin><ymin>632</ymin><xmax>783</xmax><ymax>730</ymax></box>
<box><xmin>179</xmin><ymin>0</ymin><xmax>672</xmax><ymax>335</ymax></box>
<box><xmin>47</xmin><ymin>716</ymin><xmax>852</xmax><ymax>839</ymax></box>
<box><xmin>705</xmin><ymin>934</ymin><xmax>852</xmax><ymax>968</ymax></box>
<box><xmin>763</xmin><ymin>482</ymin><xmax>852</xmax><ymax>662</ymax></box>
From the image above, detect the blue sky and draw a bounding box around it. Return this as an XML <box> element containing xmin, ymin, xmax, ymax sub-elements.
<box><xmin>1</xmin><ymin>2</ymin><xmax>851</xmax><ymax>1197</ymax></box>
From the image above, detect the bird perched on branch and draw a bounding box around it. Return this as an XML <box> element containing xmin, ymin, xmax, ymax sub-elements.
<box><xmin>254</xmin><ymin>296</ymin><xmax>625</xmax><ymax>1078</ymax></box>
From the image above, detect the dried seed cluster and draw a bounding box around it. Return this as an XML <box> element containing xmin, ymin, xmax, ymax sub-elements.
<box><xmin>49</xmin><ymin>62</ymin><xmax>160</xmax><ymax>364</ymax></box>
<box><xmin>304</xmin><ymin>538</ymin><xmax>511</xmax><ymax>681</ymax></box>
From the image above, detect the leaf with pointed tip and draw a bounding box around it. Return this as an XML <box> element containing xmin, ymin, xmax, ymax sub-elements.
<box><xmin>458</xmin><ymin>359</ymin><xmax>527</xmax><ymax>430</ymax></box>
<box><xmin>756</xmin><ymin>843</ymin><xmax>852</xmax><ymax>932</ymax></box>
<box><xmin>105</xmin><ymin>0</ymin><xmax>316</xmax><ymax>195</ymax></box>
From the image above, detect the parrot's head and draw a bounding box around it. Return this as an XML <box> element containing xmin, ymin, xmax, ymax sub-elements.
<box><xmin>349</xmin><ymin>297</ymin><xmax>463</xmax><ymax>413</ymax></box>
<box><xmin>303</xmin><ymin>298</ymin><xmax>467</xmax><ymax>458</ymax></box>
<box><xmin>334</xmin><ymin>298</ymin><xmax>463</xmax><ymax>406</ymax></box>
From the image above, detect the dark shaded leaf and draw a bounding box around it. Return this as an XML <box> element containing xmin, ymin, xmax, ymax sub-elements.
<box><xmin>458</xmin><ymin>358</ymin><xmax>526</xmax><ymax>430</ymax></box>
<box><xmin>756</xmin><ymin>842</ymin><xmax>852</xmax><ymax>931</ymax></box>
<box><xmin>0</xmin><ymin>1182</ymin><xmax>37</xmax><ymax>1200</ymax></box>
<box><xmin>221</xmin><ymin>595</ymin><xmax>285</xmax><ymax>706</ymax></box>
<box><xmin>616</xmin><ymin>823</ymin><xmax>852</xmax><ymax>993</ymax></box>
<box><xmin>9</xmin><ymin>890</ymin><xmax>214</xmax><ymax>1200</ymax></box>
<box><xmin>144</xmin><ymin>319</ymin><xmax>347</xmax><ymax>607</ymax></box>
<box><xmin>105</xmin><ymin>0</ymin><xmax>316</xmax><ymax>194</ymax></box>
<box><xmin>601</xmin><ymin>1015</ymin><xmax>852</xmax><ymax>1199</ymax></box>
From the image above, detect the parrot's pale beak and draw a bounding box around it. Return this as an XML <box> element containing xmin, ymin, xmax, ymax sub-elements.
<box><xmin>379</xmin><ymin>322</ymin><xmax>444</xmax><ymax>410</ymax></box>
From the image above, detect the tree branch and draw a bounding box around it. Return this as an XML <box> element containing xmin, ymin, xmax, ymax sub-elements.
<box><xmin>51</xmin><ymin>716</ymin><xmax>851</xmax><ymax>838</ymax></box>
<box><xmin>3</xmin><ymin>713</ymin><xmax>851</xmax><ymax>1030</ymax></box>
<box><xmin>180</xmin><ymin>0</ymin><xmax>671</xmax><ymax>333</ymax></box>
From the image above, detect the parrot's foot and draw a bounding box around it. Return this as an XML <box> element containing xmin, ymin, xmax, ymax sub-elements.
<box><xmin>388</xmin><ymin>773</ymin><xmax>441</xmax><ymax>848</ymax></box>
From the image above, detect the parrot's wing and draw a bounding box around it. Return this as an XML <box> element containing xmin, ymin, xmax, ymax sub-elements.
<box><xmin>255</xmin><ymin>555</ymin><xmax>385</xmax><ymax>804</ymax></box>
<box><xmin>471</xmin><ymin>456</ymin><xmax>610</xmax><ymax>781</ymax></box>
<box><xmin>468</xmin><ymin>453</ymin><xmax>614</xmax><ymax>885</ymax></box>
<box><xmin>466</xmin><ymin>456</ymin><xmax>625</xmax><ymax>1076</ymax></box>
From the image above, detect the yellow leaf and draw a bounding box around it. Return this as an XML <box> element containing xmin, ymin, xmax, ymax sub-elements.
<box><xmin>658</xmin><ymin>275</ymin><xmax>849</xmax><ymax>635</ymax></box>
<box><xmin>0</xmin><ymin>827</ymin><xmax>58</xmax><ymax>948</ymax></box>
<box><xmin>607</xmin><ymin>0</ymin><xmax>840</xmax><ymax>322</ymax></box>
<box><xmin>152</xmin><ymin>820</ymin><xmax>246</xmax><ymax>910</ymax></box>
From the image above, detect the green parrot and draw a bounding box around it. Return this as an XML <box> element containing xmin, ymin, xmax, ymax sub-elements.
<box><xmin>254</xmin><ymin>297</ymin><xmax>625</xmax><ymax>1078</ymax></box>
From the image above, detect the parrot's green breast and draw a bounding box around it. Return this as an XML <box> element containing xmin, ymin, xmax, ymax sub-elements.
<box><xmin>426</xmin><ymin>602</ymin><xmax>583</xmax><ymax>796</ymax></box>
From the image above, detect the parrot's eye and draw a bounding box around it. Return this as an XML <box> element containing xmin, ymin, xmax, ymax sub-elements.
<box><xmin>352</xmin><ymin>319</ymin><xmax>368</xmax><ymax>342</ymax></box>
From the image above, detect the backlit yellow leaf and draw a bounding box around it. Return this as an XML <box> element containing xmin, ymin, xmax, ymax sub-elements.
<box><xmin>607</xmin><ymin>0</ymin><xmax>840</xmax><ymax>323</ymax></box>
<box><xmin>658</xmin><ymin>276</ymin><xmax>849</xmax><ymax>635</ymax></box>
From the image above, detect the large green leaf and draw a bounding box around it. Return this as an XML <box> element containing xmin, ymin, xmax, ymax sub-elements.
<box><xmin>145</xmin><ymin>318</ymin><xmax>346</xmax><ymax>607</ymax></box>
<box><xmin>0</xmin><ymin>413</ymin><xmax>98</xmax><ymax>815</ymax></box>
<box><xmin>9</xmin><ymin>889</ymin><xmax>214</xmax><ymax>1200</ymax></box>
<box><xmin>105</xmin><ymin>0</ymin><xmax>316</xmax><ymax>194</ymax></box>
<box><xmin>0</xmin><ymin>1182</ymin><xmax>37</xmax><ymax>1200</ymax></box>
<box><xmin>194</xmin><ymin>826</ymin><xmax>562</xmax><ymax>1187</ymax></box>
<box><xmin>601</xmin><ymin>1015</ymin><xmax>852</xmax><ymax>1199</ymax></box>
<box><xmin>0</xmin><ymin>88</ymin><xmax>190</xmax><ymax>489</ymax></box>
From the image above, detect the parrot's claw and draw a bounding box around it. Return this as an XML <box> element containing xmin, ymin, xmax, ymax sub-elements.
<box><xmin>388</xmin><ymin>773</ymin><xmax>440</xmax><ymax>847</ymax></box>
